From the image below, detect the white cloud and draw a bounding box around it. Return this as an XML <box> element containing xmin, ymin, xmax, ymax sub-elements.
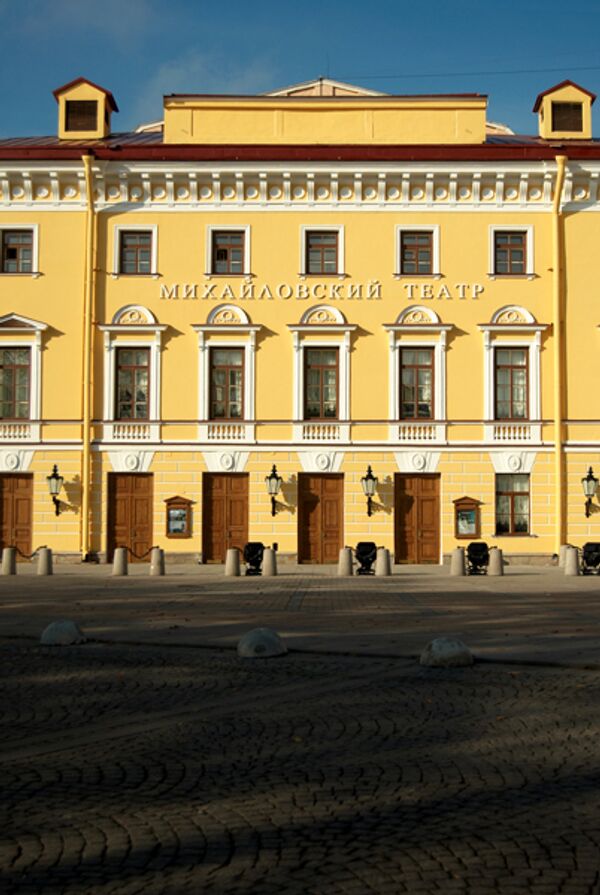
<box><xmin>128</xmin><ymin>50</ymin><xmax>276</xmax><ymax>129</ymax></box>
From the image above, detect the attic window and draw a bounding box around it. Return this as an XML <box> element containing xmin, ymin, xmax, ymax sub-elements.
<box><xmin>551</xmin><ymin>101</ymin><xmax>583</xmax><ymax>132</ymax></box>
<box><xmin>65</xmin><ymin>100</ymin><xmax>98</xmax><ymax>132</ymax></box>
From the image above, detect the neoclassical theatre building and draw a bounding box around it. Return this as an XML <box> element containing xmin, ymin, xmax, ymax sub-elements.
<box><xmin>0</xmin><ymin>75</ymin><xmax>599</xmax><ymax>563</ymax></box>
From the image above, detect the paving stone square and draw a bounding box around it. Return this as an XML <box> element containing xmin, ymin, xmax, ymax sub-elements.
<box><xmin>2</xmin><ymin>566</ymin><xmax>600</xmax><ymax>892</ymax></box>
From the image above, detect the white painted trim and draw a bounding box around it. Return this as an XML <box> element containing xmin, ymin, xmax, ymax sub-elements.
<box><xmin>205</xmin><ymin>224</ymin><xmax>251</xmax><ymax>275</ymax></box>
<box><xmin>291</xmin><ymin>331</ymin><xmax>351</xmax><ymax>443</ymax></box>
<box><xmin>102</xmin><ymin>331</ymin><xmax>163</xmax><ymax>438</ymax></box>
<box><xmin>0</xmin><ymin>224</ymin><xmax>39</xmax><ymax>275</ymax></box>
<box><xmin>195</xmin><ymin>330</ymin><xmax>256</xmax><ymax>443</ymax></box>
<box><xmin>0</xmin><ymin>335</ymin><xmax>42</xmax><ymax>442</ymax></box>
<box><xmin>394</xmin><ymin>225</ymin><xmax>440</xmax><ymax>275</ymax></box>
<box><xmin>388</xmin><ymin>332</ymin><xmax>447</xmax><ymax>433</ymax></box>
<box><xmin>482</xmin><ymin>330</ymin><xmax>541</xmax><ymax>426</ymax></box>
<box><xmin>488</xmin><ymin>224</ymin><xmax>534</xmax><ymax>276</ymax></box>
<box><xmin>300</xmin><ymin>225</ymin><xmax>345</xmax><ymax>275</ymax></box>
<box><xmin>112</xmin><ymin>224</ymin><xmax>158</xmax><ymax>276</ymax></box>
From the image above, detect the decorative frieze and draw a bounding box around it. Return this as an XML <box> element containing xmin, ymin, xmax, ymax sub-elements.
<box><xmin>1</xmin><ymin>163</ymin><xmax>600</xmax><ymax>211</ymax></box>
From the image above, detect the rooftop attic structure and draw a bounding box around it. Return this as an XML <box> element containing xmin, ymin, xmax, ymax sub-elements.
<box><xmin>533</xmin><ymin>80</ymin><xmax>595</xmax><ymax>140</ymax></box>
<box><xmin>53</xmin><ymin>77</ymin><xmax>118</xmax><ymax>140</ymax></box>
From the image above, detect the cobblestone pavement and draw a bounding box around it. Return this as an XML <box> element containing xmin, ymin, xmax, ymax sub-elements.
<box><xmin>3</xmin><ymin>641</ymin><xmax>600</xmax><ymax>894</ymax></box>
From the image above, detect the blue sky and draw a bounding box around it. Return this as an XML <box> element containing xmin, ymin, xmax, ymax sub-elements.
<box><xmin>2</xmin><ymin>0</ymin><xmax>600</xmax><ymax>138</ymax></box>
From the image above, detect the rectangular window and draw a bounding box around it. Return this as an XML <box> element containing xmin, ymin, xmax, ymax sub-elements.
<box><xmin>1</xmin><ymin>230</ymin><xmax>33</xmax><ymax>273</ymax></box>
<box><xmin>306</xmin><ymin>231</ymin><xmax>338</xmax><ymax>275</ymax></box>
<box><xmin>494</xmin><ymin>348</ymin><xmax>528</xmax><ymax>420</ymax></box>
<box><xmin>119</xmin><ymin>231</ymin><xmax>152</xmax><ymax>275</ymax></box>
<box><xmin>494</xmin><ymin>231</ymin><xmax>526</xmax><ymax>275</ymax></box>
<box><xmin>495</xmin><ymin>474</ymin><xmax>530</xmax><ymax>535</ymax></box>
<box><xmin>0</xmin><ymin>348</ymin><xmax>30</xmax><ymax>419</ymax></box>
<box><xmin>304</xmin><ymin>348</ymin><xmax>338</xmax><ymax>419</ymax></box>
<box><xmin>65</xmin><ymin>100</ymin><xmax>98</xmax><ymax>131</ymax></box>
<box><xmin>400</xmin><ymin>231</ymin><xmax>433</xmax><ymax>275</ymax></box>
<box><xmin>551</xmin><ymin>101</ymin><xmax>583</xmax><ymax>132</ymax></box>
<box><xmin>210</xmin><ymin>348</ymin><xmax>244</xmax><ymax>419</ymax></box>
<box><xmin>211</xmin><ymin>231</ymin><xmax>245</xmax><ymax>274</ymax></box>
<box><xmin>399</xmin><ymin>348</ymin><xmax>434</xmax><ymax>419</ymax></box>
<box><xmin>115</xmin><ymin>348</ymin><xmax>150</xmax><ymax>420</ymax></box>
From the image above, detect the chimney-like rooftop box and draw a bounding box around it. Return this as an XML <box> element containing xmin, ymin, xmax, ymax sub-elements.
<box><xmin>533</xmin><ymin>80</ymin><xmax>595</xmax><ymax>140</ymax></box>
<box><xmin>53</xmin><ymin>77</ymin><xmax>118</xmax><ymax>140</ymax></box>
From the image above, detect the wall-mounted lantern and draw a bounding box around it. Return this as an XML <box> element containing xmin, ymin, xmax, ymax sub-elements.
<box><xmin>265</xmin><ymin>465</ymin><xmax>283</xmax><ymax>516</ymax></box>
<box><xmin>46</xmin><ymin>464</ymin><xmax>64</xmax><ymax>516</ymax></box>
<box><xmin>582</xmin><ymin>467</ymin><xmax>599</xmax><ymax>518</ymax></box>
<box><xmin>360</xmin><ymin>465</ymin><xmax>378</xmax><ymax>516</ymax></box>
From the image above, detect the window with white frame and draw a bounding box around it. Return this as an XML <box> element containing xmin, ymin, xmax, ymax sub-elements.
<box><xmin>193</xmin><ymin>305</ymin><xmax>260</xmax><ymax>441</ymax></box>
<box><xmin>113</xmin><ymin>226</ymin><xmax>158</xmax><ymax>277</ymax></box>
<box><xmin>489</xmin><ymin>226</ymin><xmax>534</xmax><ymax>277</ymax></box>
<box><xmin>206</xmin><ymin>226</ymin><xmax>251</xmax><ymax>275</ymax></box>
<box><xmin>0</xmin><ymin>313</ymin><xmax>47</xmax><ymax>439</ymax></box>
<box><xmin>384</xmin><ymin>307</ymin><xmax>450</xmax><ymax>435</ymax></box>
<box><xmin>300</xmin><ymin>226</ymin><xmax>345</xmax><ymax>276</ymax></box>
<box><xmin>0</xmin><ymin>226</ymin><xmax>39</xmax><ymax>275</ymax></box>
<box><xmin>395</xmin><ymin>226</ymin><xmax>440</xmax><ymax>277</ymax></box>
<box><xmin>99</xmin><ymin>307</ymin><xmax>165</xmax><ymax>434</ymax></box>
<box><xmin>479</xmin><ymin>306</ymin><xmax>547</xmax><ymax>440</ymax></box>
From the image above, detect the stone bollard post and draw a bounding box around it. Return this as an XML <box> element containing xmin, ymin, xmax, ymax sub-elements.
<box><xmin>149</xmin><ymin>547</ymin><xmax>165</xmax><ymax>576</ymax></box>
<box><xmin>450</xmin><ymin>547</ymin><xmax>466</xmax><ymax>576</ymax></box>
<box><xmin>262</xmin><ymin>547</ymin><xmax>277</xmax><ymax>577</ymax></box>
<box><xmin>565</xmin><ymin>545</ymin><xmax>580</xmax><ymax>576</ymax></box>
<box><xmin>337</xmin><ymin>546</ymin><xmax>353</xmax><ymax>576</ymax></box>
<box><xmin>225</xmin><ymin>547</ymin><xmax>241</xmax><ymax>577</ymax></box>
<box><xmin>1</xmin><ymin>547</ymin><xmax>16</xmax><ymax>576</ymax></box>
<box><xmin>384</xmin><ymin>548</ymin><xmax>392</xmax><ymax>576</ymax></box>
<box><xmin>112</xmin><ymin>547</ymin><xmax>128</xmax><ymax>577</ymax></box>
<box><xmin>559</xmin><ymin>545</ymin><xmax>570</xmax><ymax>568</ymax></box>
<box><xmin>488</xmin><ymin>547</ymin><xmax>504</xmax><ymax>576</ymax></box>
<box><xmin>37</xmin><ymin>547</ymin><xmax>53</xmax><ymax>576</ymax></box>
<box><xmin>375</xmin><ymin>546</ymin><xmax>391</xmax><ymax>576</ymax></box>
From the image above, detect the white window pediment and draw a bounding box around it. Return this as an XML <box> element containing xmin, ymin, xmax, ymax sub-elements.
<box><xmin>0</xmin><ymin>312</ymin><xmax>48</xmax><ymax>333</ymax></box>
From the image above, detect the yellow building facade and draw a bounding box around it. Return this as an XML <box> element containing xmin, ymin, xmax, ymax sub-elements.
<box><xmin>0</xmin><ymin>76</ymin><xmax>598</xmax><ymax>563</ymax></box>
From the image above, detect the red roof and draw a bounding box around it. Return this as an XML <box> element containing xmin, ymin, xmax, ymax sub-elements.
<box><xmin>2</xmin><ymin>137</ymin><xmax>600</xmax><ymax>162</ymax></box>
<box><xmin>52</xmin><ymin>77</ymin><xmax>119</xmax><ymax>113</ymax></box>
<box><xmin>532</xmin><ymin>80</ymin><xmax>596</xmax><ymax>112</ymax></box>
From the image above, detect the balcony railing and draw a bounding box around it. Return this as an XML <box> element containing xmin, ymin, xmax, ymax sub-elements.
<box><xmin>0</xmin><ymin>421</ymin><xmax>40</xmax><ymax>442</ymax></box>
<box><xmin>294</xmin><ymin>422</ymin><xmax>351</xmax><ymax>443</ymax></box>
<box><xmin>103</xmin><ymin>422</ymin><xmax>160</xmax><ymax>442</ymax></box>
<box><xmin>198</xmin><ymin>422</ymin><xmax>255</xmax><ymax>442</ymax></box>
<box><xmin>484</xmin><ymin>421</ymin><xmax>541</xmax><ymax>444</ymax></box>
<box><xmin>391</xmin><ymin>421</ymin><xmax>447</xmax><ymax>444</ymax></box>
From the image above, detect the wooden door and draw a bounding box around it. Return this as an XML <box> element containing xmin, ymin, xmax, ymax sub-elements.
<box><xmin>0</xmin><ymin>474</ymin><xmax>32</xmax><ymax>560</ymax></box>
<box><xmin>107</xmin><ymin>474</ymin><xmax>153</xmax><ymax>562</ymax></box>
<box><xmin>395</xmin><ymin>474</ymin><xmax>440</xmax><ymax>564</ymax></box>
<box><xmin>202</xmin><ymin>474</ymin><xmax>248</xmax><ymax>562</ymax></box>
<box><xmin>298</xmin><ymin>474</ymin><xmax>343</xmax><ymax>564</ymax></box>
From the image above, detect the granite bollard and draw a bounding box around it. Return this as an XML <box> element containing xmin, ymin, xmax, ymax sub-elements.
<box><xmin>225</xmin><ymin>547</ymin><xmax>241</xmax><ymax>577</ymax></box>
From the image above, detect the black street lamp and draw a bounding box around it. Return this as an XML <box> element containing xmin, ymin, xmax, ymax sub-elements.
<box><xmin>360</xmin><ymin>465</ymin><xmax>378</xmax><ymax>517</ymax></box>
<box><xmin>46</xmin><ymin>464</ymin><xmax>64</xmax><ymax>516</ymax></box>
<box><xmin>582</xmin><ymin>466</ymin><xmax>599</xmax><ymax>518</ymax></box>
<box><xmin>265</xmin><ymin>464</ymin><xmax>283</xmax><ymax>516</ymax></box>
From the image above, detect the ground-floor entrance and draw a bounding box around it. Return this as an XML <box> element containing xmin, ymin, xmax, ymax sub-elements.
<box><xmin>202</xmin><ymin>473</ymin><xmax>249</xmax><ymax>562</ymax></box>
<box><xmin>107</xmin><ymin>473</ymin><xmax>153</xmax><ymax>562</ymax></box>
<box><xmin>298</xmin><ymin>473</ymin><xmax>343</xmax><ymax>564</ymax></box>
<box><xmin>394</xmin><ymin>473</ymin><xmax>440</xmax><ymax>563</ymax></box>
<box><xmin>0</xmin><ymin>473</ymin><xmax>32</xmax><ymax>560</ymax></box>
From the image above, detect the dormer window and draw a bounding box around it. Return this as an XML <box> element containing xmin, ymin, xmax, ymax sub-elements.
<box><xmin>65</xmin><ymin>100</ymin><xmax>98</xmax><ymax>132</ymax></box>
<box><xmin>551</xmin><ymin>101</ymin><xmax>583</xmax><ymax>132</ymax></box>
